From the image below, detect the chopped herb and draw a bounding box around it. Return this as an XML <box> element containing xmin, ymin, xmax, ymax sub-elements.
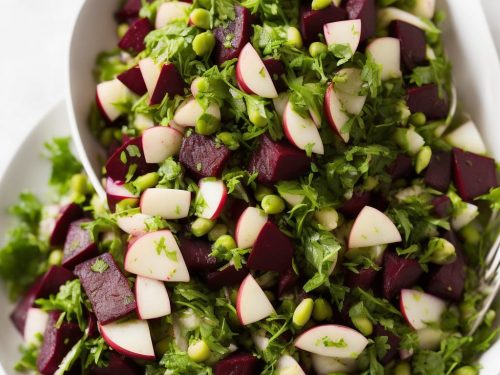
<box><xmin>90</xmin><ymin>258</ymin><xmax>109</xmax><ymax>273</ymax></box>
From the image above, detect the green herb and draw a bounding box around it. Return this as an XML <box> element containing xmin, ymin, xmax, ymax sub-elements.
<box><xmin>477</xmin><ymin>187</ymin><xmax>500</xmax><ymax>210</ymax></box>
<box><xmin>9</xmin><ymin>191</ymin><xmax>43</xmax><ymax>233</ymax></box>
<box><xmin>330</xmin><ymin>43</ymin><xmax>353</xmax><ymax>65</ymax></box>
<box><xmin>317</xmin><ymin>336</ymin><xmax>347</xmax><ymax>348</ymax></box>
<box><xmin>90</xmin><ymin>258</ymin><xmax>109</xmax><ymax>273</ymax></box>
<box><xmin>154</xmin><ymin>237</ymin><xmax>178</xmax><ymax>261</ymax></box>
<box><xmin>14</xmin><ymin>335</ymin><xmax>41</xmax><ymax>372</ymax></box>
<box><xmin>361</xmin><ymin>54</ymin><xmax>382</xmax><ymax>98</ymax></box>
<box><xmin>126</xmin><ymin>144</ymin><xmax>141</xmax><ymax>157</ymax></box>
<box><xmin>44</xmin><ymin>137</ymin><xmax>83</xmax><ymax>194</ymax></box>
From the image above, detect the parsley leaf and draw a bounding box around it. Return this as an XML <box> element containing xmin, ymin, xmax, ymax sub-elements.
<box><xmin>44</xmin><ymin>137</ymin><xmax>82</xmax><ymax>194</ymax></box>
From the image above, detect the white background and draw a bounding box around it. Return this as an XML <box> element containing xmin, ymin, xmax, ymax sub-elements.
<box><xmin>0</xmin><ymin>0</ymin><xmax>498</xmax><ymax>178</ymax></box>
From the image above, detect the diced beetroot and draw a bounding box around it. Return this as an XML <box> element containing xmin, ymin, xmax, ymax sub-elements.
<box><xmin>149</xmin><ymin>63</ymin><xmax>186</xmax><ymax>105</ymax></box>
<box><xmin>115</xmin><ymin>0</ymin><xmax>142</xmax><ymax>24</ymax></box>
<box><xmin>62</xmin><ymin>219</ymin><xmax>98</xmax><ymax>269</ymax></box>
<box><xmin>345</xmin><ymin>0</ymin><xmax>376</xmax><ymax>41</ymax></box>
<box><xmin>214</xmin><ymin>352</ymin><xmax>261</xmax><ymax>375</ymax></box>
<box><xmin>263</xmin><ymin>59</ymin><xmax>286</xmax><ymax>93</ymax></box>
<box><xmin>88</xmin><ymin>313</ymin><xmax>99</xmax><ymax>338</ymax></box>
<box><xmin>74</xmin><ymin>253</ymin><xmax>136</xmax><ymax>324</ymax></box>
<box><xmin>213</xmin><ymin>6</ymin><xmax>252</xmax><ymax>65</ymax></box>
<box><xmin>10</xmin><ymin>266</ymin><xmax>75</xmax><ymax>334</ymax></box>
<box><xmin>49</xmin><ymin>203</ymin><xmax>84</xmax><ymax>247</ymax></box>
<box><xmin>206</xmin><ymin>265</ymin><xmax>249</xmax><ymax>289</ymax></box>
<box><xmin>383</xmin><ymin>252</ymin><xmax>423</xmax><ymax>300</ymax></box>
<box><xmin>390</xmin><ymin>20</ymin><xmax>426</xmax><ymax>71</ymax></box>
<box><xmin>424</xmin><ymin>150</ymin><xmax>452</xmax><ymax>192</ymax></box>
<box><xmin>247</xmin><ymin>134</ymin><xmax>311</xmax><ymax>184</ymax></box>
<box><xmin>407</xmin><ymin>84</ymin><xmax>449</xmax><ymax>120</ymax></box>
<box><xmin>117</xmin><ymin>66</ymin><xmax>147</xmax><ymax>96</ymax></box>
<box><xmin>179</xmin><ymin>237</ymin><xmax>219</xmax><ymax>273</ymax></box>
<box><xmin>299</xmin><ymin>5</ymin><xmax>347</xmax><ymax>45</ymax></box>
<box><xmin>226</xmin><ymin>198</ymin><xmax>250</xmax><ymax>223</ymax></box>
<box><xmin>373</xmin><ymin>325</ymin><xmax>400</xmax><ymax>365</ymax></box>
<box><xmin>179</xmin><ymin>133</ymin><xmax>232</xmax><ymax>179</ymax></box>
<box><xmin>118</xmin><ymin>18</ymin><xmax>152</xmax><ymax>54</ymax></box>
<box><xmin>37</xmin><ymin>311</ymin><xmax>82</xmax><ymax>375</ymax></box>
<box><xmin>452</xmin><ymin>148</ymin><xmax>498</xmax><ymax>202</ymax></box>
<box><xmin>339</xmin><ymin>190</ymin><xmax>371</xmax><ymax>218</ymax></box>
<box><xmin>277</xmin><ymin>267</ymin><xmax>299</xmax><ymax>297</ymax></box>
<box><xmin>431</xmin><ymin>195</ymin><xmax>452</xmax><ymax>218</ymax></box>
<box><xmin>88</xmin><ymin>353</ymin><xmax>141</xmax><ymax>375</ymax></box>
<box><xmin>345</xmin><ymin>267</ymin><xmax>378</xmax><ymax>290</ymax></box>
<box><xmin>247</xmin><ymin>222</ymin><xmax>294</xmax><ymax>273</ymax></box>
<box><xmin>105</xmin><ymin>136</ymin><xmax>155</xmax><ymax>182</ymax></box>
<box><xmin>387</xmin><ymin>154</ymin><xmax>413</xmax><ymax>180</ymax></box>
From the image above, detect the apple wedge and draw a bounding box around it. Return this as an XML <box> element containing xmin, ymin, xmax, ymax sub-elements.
<box><xmin>236</xmin><ymin>43</ymin><xmax>278</xmax><ymax>99</ymax></box>
<box><xmin>283</xmin><ymin>102</ymin><xmax>324</xmax><ymax>155</ymax></box>
<box><xmin>235</xmin><ymin>207</ymin><xmax>268</xmax><ymax>249</ymax></box>
<box><xmin>134</xmin><ymin>113</ymin><xmax>155</xmax><ymax>132</ymax></box>
<box><xmin>273</xmin><ymin>93</ymin><xmax>289</xmax><ymax>120</ymax></box>
<box><xmin>451</xmin><ymin>202</ymin><xmax>478</xmax><ymax>231</ymax></box>
<box><xmin>135</xmin><ymin>276</ymin><xmax>171</xmax><ymax>320</ymax></box>
<box><xmin>324</xmin><ymin>83</ymin><xmax>350</xmax><ymax>143</ymax></box>
<box><xmin>444</xmin><ymin>120</ymin><xmax>487</xmax><ymax>155</ymax></box>
<box><xmin>378</xmin><ymin>7</ymin><xmax>434</xmax><ymax>32</ymax></box>
<box><xmin>117</xmin><ymin>213</ymin><xmax>152</xmax><ymax>236</ymax></box>
<box><xmin>106</xmin><ymin>178</ymin><xmax>139</xmax><ymax>212</ymax></box>
<box><xmin>140</xmin><ymin>188</ymin><xmax>191</xmax><ymax>219</ymax></box>
<box><xmin>124</xmin><ymin>230</ymin><xmax>190</xmax><ymax>282</ymax></box>
<box><xmin>155</xmin><ymin>1</ymin><xmax>190</xmax><ymax>29</ymax></box>
<box><xmin>236</xmin><ymin>274</ymin><xmax>275</xmax><ymax>325</ymax></box>
<box><xmin>142</xmin><ymin>126</ymin><xmax>183</xmax><ymax>164</ymax></box>
<box><xmin>400</xmin><ymin>289</ymin><xmax>446</xmax><ymax>330</ymax></box>
<box><xmin>324</xmin><ymin>20</ymin><xmax>361</xmax><ymax>54</ymax></box>
<box><xmin>99</xmin><ymin>319</ymin><xmax>155</xmax><ymax>360</ymax></box>
<box><xmin>24</xmin><ymin>308</ymin><xmax>49</xmax><ymax>345</ymax></box>
<box><xmin>335</xmin><ymin>68</ymin><xmax>367</xmax><ymax>116</ymax></box>
<box><xmin>195</xmin><ymin>178</ymin><xmax>228</xmax><ymax>220</ymax></box>
<box><xmin>276</xmin><ymin>355</ymin><xmax>305</xmax><ymax>375</ymax></box>
<box><xmin>173</xmin><ymin>97</ymin><xmax>221</xmax><ymax>127</ymax></box>
<box><xmin>410</xmin><ymin>0</ymin><xmax>435</xmax><ymax>19</ymax></box>
<box><xmin>96</xmin><ymin>79</ymin><xmax>130</xmax><ymax>122</ymax></box>
<box><xmin>294</xmin><ymin>324</ymin><xmax>369</xmax><ymax>359</ymax></box>
<box><xmin>366</xmin><ymin>37</ymin><xmax>401</xmax><ymax>80</ymax></box>
<box><xmin>311</xmin><ymin>354</ymin><xmax>357</xmax><ymax>375</ymax></box>
<box><xmin>138</xmin><ymin>58</ymin><xmax>185</xmax><ymax>105</ymax></box>
<box><xmin>348</xmin><ymin>206</ymin><xmax>402</xmax><ymax>249</ymax></box>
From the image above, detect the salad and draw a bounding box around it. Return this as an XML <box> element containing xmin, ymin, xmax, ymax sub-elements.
<box><xmin>2</xmin><ymin>0</ymin><xmax>500</xmax><ymax>374</ymax></box>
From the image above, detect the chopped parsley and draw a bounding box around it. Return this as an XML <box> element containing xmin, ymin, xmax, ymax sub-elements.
<box><xmin>90</xmin><ymin>258</ymin><xmax>109</xmax><ymax>273</ymax></box>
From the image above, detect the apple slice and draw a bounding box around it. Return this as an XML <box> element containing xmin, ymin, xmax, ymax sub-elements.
<box><xmin>99</xmin><ymin>319</ymin><xmax>155</xmax><ymax>360</ymax></box>
<box><xmin>195</xmin><ymin>178</ymin><xmax>228</xmax><ymax>220</ymax></box>
<box><xmin>444</xmin><ymin>120</ymin><xmax>487</xmax><ymax>155</ymax></box>
<box><xmin>273</xmin><ymin>93</ymin><xmax>289</xmax><ymax>120</ymax></box>
<box><xmin>96</xmin><ymin>79</ymin><xmax>130</xmax><ymax>122</ymax></box>
<box><xmin>400</xmin><ymin>289</ymin><xmax>446</xmax><ymax>330</ymax></box>
<box><xmin>416</xmin><ymin>327</ymin><xmax>443</xmax><ymax>350</ymax></box>
<box><xmin>138</xmin><ymin>58</ymin><xmax>185</xmax><ymax>105</ymax></box>
<box><xmin>324</xmin><ymin>83</ymin><xmax>350</xmax><ymax>143</ymax></box>
<box><xmin>451</xmin><ymin>202</ymin><xmax>478</xmax><ymax>231</ymax></box>
<box><xmin>173</xmin><ymin>97</ymin><xmax>221</xmax><ymax>127</ymax></box>
<box><xmin>366</xmin><ymin>37</ymin><xmax>401</xmax><ymax>81</ymax></box>
<box><xmin>134</xmin><ymin>113</ymin><xmax>155</xmax><ymax>132</ymax></box>
<box><xmin>283</xmin><ymin>102</ymin><xmax>324</xmax><ymax>155</ymax></box>
<box><xmin>24</xmin><ymin>308</ymin><xmax>49</xmax><ymax>345</ymax></box>
<box><xmin>135</xmin><ymin>276</ymin><xmax>171</xmax><ymax>320</ymax></box>
<box><xmin>117</xmin><ymin>213</ymin><xmax>152</xmax><ymax>236</ymax></box>
<box><xmin>252</xmin><ymin>330</ymin><xmax>270</xmax><ymax>351</ymax></box>
<box><xmin>294</xmin><ymin>325</ymin><xmax>369</xmax><ymax>359</ymax></box>
<box><xmin>410</xmin><ymin>0</ymin><xmax>435</xmax><ymax>19</ymax></box>
<box><xmin>324</xmin><ymin>20</ymin><xmax>361</xmax><ymax>54</ymax></box>
<box><xmin>142</xmin><ymin>126</ymin><xmax>183</xmax><ymax>164</ymax></box>
<box><xmin>106</xmin><ymin>178</ymin><xmax>139</xmax><ymax>212</ymax></box>
<box><xmin>348</xmin><ymin>206</ymin><xmax>402</xmax><ymax>249</ymax></box>
<box><xmin>335</xmin><ymin>68</ymin><xmax>367</xmax><ymax>116</ymax></box>
<box><xmin>155</xmin><ymin>1</ymin><xmax>190</xmax><ymax>29</ymax></box>
<box><xmin>236</xmin><ymin>43</ymin><xmax>278</xmax><ymax>99</ymax></box>
<box><xmin>378</xmin><ymin>7</ymin><xmax>434</xmax><ymax>31</ymax></box>
<box><xmin>140</xmin><ymin>188</ymin><xmax>191</xmax><ymax>219</ymax></box>
<box><xmin>125</xmin><ymin>230</ymin><xmax>190</xmax><ymax>282</ymax></box>
<box><xmin>235</xmin><ymin>207</ymin><xmax>268</xmax><ymax>249</ymax></box>
<box><xmin>236</xmin><ymin>274</ymin><xmax>275</xmax><ymax>325</ymax></box>
<box><xmin>276</xmin><ymin>355</ymin><xmax>305</xmax><ymax>375</ymax></box>
<box><xmin>311</xmin><ymin>354</ymin><xmax>357</xmax><ymax>375</ymax></box>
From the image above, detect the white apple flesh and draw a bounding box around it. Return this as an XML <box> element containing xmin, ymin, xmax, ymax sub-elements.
<box><xmin>140</xmin><ymin>188</ymin><xmax>191</xmax><ymax>219</ymax></box>
<box><xmin>276</xmin><ymin>355</ymin><xmax>305</xmax><ymax>375</ymax></box>
<box><xmin>410</xmin><ymin>0</ymin><xmax>435</xmax><ymax>19</ymax></box>
<box><xmin>24</xmin><ymin>308</ymin><xmax>49</xmax><ymax>345</ymax></box>
<box><xmin>235</xmin><ymin>207</ymin><xmax>268</xmax><ymax>249</ymax></box>
<box><xmin>378</xmin><ymin>7</ymin><xmax>434</xmax><ymax>31</ymax></box>
<box><xmin>348</xmin><ymin>206</ymin><xmax>402</xmax><ymax>248</ymax></box>
<box><xmin>135</xmin><ymin>276</ymin><xmax>171</xmax><ymax>320</ymax></box>
<box><xmin>444</xmin><ymin>120</ymin><xmax>487</xmax><ymax>155</ymax></box>
<box><xmin>139</xmin><ymin>58</ymin><xmax>161</xmax><ymax>97</ymax></box>
<box><xmin>366</xmin><ymin>37</ymin><xmax>401</xmax><ymax>81</ymax></box>
<box><xmin>273</xmin><ymin>93</ymin><xmax>289</xmax><ymax>120</ymax></box>
<box><xmin>324</xmin><ymin>83</ymin><xmax>350</xmax><ymax>143</ymax></box>
<box><xmin>173</xmin><ymin>97</ymin><xmax>221</xmax><ymax>127</ymax></box>
<box><xmin>283</xmin><ymin>102</ymin><xmax>324</xmax><ymax>155</ymax></box>
<box><xmin>99</xmin><ymin>319</ymin><xmax>155</xmax><ymax>360</ymax></box>
<box><xmin>236</xmin><ymin>274</ymin><xmax>275</xmax><ymax>325</ymax></box>
<box><xmin>334</xmin><ymin>68</ymin><xmax>367</xmax><ymax>116</ymax></box>
<box><xmin>400</xmin><ymin>289</ymin><xmax>446</xmax><ymax>330</ymax></box>
<box><xmin>142</xmin><ymin>126</ymin><xmax>183</xmax><ymax>163</ymax></box>
<box><xmin>96</xmin><ymin>79</ymin><xmax>129</xmax><ymax>122</ymax></box>
<box><xmin>311</xmin><ymin>354</ymin><xmax>357</xmax><ymax>375</ymax></box>
<box><xmin>451</xmin><ymin>202</ymin><xmax>478</xmax><ymax>231</ymax></box>
<box><xmin>117</xmin><ymin>213</ymin><xmax>152</xmax><ymax>236</ymax></box>
<box><xmin>324</xmin><ymin>20</ymin><xmax>361</xmax><ymax>54</ymax></box>
<box><xmin>196</xmin><ymin>179</ymin><xmax>228</xmax><ymax>220</ymax></box>
<box><xmin>155</xmin><ymin>1</ymin><xmax>190</xmax><ymax>29</ymax></box>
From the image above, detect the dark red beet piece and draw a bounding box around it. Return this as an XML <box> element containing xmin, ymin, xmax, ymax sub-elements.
<box><xmin>213</xmin><ymin>6</ymin><xmax>252</xmax><ymax>65</ymax></box>
<box><xmin>299</xmin><ymin>5</ymin><xmax>347</xmax><ymax>45</ymax></box>
<box><xmin>263</xmin><ymin>59</ymin><xmax>287</xmax><ymax>93</ymax></box>
<box><xmin>432</xmin><ymin>195</ymin><xmax>452</xmax><ymax>218</ymax></box>
<box><xmin>49</xmin><ymin>203</ymin><xmax>84</xmax><ymax>247</ymax></box>
<box><xmin>117</xmin><ymin>66</ymin><xmax>147</xmax><ymax>96</ymax></box>
<box><xmin>214</xmin><ymin>352</ymin><xmax>261</xmax><ymax>375</ymax></box>
<box><xmin>115</xmin><ymin>0</ymin><xmax>143</xmax><ymax>24</ymax></box>
<box><xmin>277</xmin><ymin>267</ymin><xmax>299</xmax><ymax>297</ymax></box>
<box><xmin>74</xmin><ymin>253</ymin><xmax>136</xmax><ymax>324</ymax></box>
<box><xmin>247</xmin><ymin>134</ymin><xmax>311</xmax><ymax>184</ymax></box>
<box><xmin>118</xmin><ymin>18</ymin><xmax>151</xmax><ymax>54</ymax></box>
<box><xmin>390</xmin><ymin>20</ymin><xmax>426</xmax><ymax>71</ymax></box>
<box><xmin>37</xmin><ymin>311</ymin><xmax>82</xmax><ymax>375</ymax></box>
<box><xmin>407</xmin><ymin>84</ymin><xmax>449</xmax><ymax>120</ymax></box>
<box><xmin>345</xmin><ymin>0</ymin><xmax>376</xmax><ymax>41</ymax></box>
<box><xmin>226</xmin><ymin>198</ymin><xmax>250</xmax><ymax>223</ymax></box>
<box><xmin>62</xmin><ymin>219</ymin><xmax>98</xmax><ymax>269</ymax></box>
<box><xmin>149</xmin><ymin>63</ymin><xmax>186</xmax><ymax>105</ymax></box>
<box><xmin>247</xmin><ymin>222</ymin><xmax>294</xmax><ymax>273</ymax></box>
<box><xmin>179</xmin><ymin>237</ymin><xmax>219</xmax><ymax>273</ymax></box>
<box><xmin>345</xmin><ymin>267</ymin><xmax>378</xmax><ymax>290</ymax></box>
<box><xmin>387</xmin><ymin>154</ymin><xmax>413</xmax><ymax>180</ymax></box>
<box><xmin>105</xmin><ymin>136</ymin><xmax>155</xmax><ymax>182</ymax></box>
<box><xmin>88</xmin><ymin>353</ymin><xmax>141</xmax><ymax>375</ymax></box>
<box><xmin>424</xmin><ymin>150</ymin><xmax>452</xmax><ymax>192</ymax></box>
<box><xmin>452</xmin><ymin>148</ymin><xmax>498</xmax><ymax>202</ymax></box>
<box><xmin>179</xmin><ymin>133</ymin><xmax>232</xmax><ymax>179</ymax></box>
<box><xmin>339</xmin><ymin>190</ymin><xmax>371</xmax><ymax>218</ymax></box>
<box><xmin>88</xmin><ymin>313</ymin><xmax>99</xmax><ymax>338</ymax></box>
<box><xmin>383</xmin><ymin>252</ymin><xmax>423</xmax><ymax>300</ymax></box>
<box><xmin>10</xmin><ymin>266</ymin><xmax>74</xmax><ymax>334</ymax></box>
<box><xmin>373</xmin><ymin>325</ymin><xmax>400</xmax><ymax>364</ymax></box>
<box><xmin>206</xmin><ymin>265</ymin><xmax>249</xmax><ymax>289</ymax></box>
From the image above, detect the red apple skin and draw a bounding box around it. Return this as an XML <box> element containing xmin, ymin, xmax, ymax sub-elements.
<box><xmin>49</xmin><ymin>203</ymin><xmax>84</xmax><ymax>246</ymax></box>
<box><xmin>236</xmin><ymin>58</ymin><xmax>254</xmax><ymax>95</ymax></box>
<box><xmin>99</xmin><ymin>323</ymin><xmax>156</xmax><ymax>361</ymax></box>
<box><xmin>323</xmin><ymin>84</ymin><xmax>345</xmax><ymax>141</ymax></box>
<box><xmin>95</xmin><ymin>91</ymin><xmax>113</xmax><ymax>123</ymax></box>
<box><xmin>201</xmin><ymin>183</ymin><xmax>228</xmax><ymax>220</ymax></box>
<box><xmin>282</xmin><ymin>110</ymin><xmax>300</xmax><ymax>150</ymax></box>
<box><xmin>234</xmin><ymin>209</ymin><xmax>268</xmax><ymax>249</ymax></box>
<box><xmin>236</xmin><ymin>275</ymin><xmax>250</xmax><ymax>325</ymax></box>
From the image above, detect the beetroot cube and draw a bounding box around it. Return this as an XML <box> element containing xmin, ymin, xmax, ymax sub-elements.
<box><xmin>214</xmin><ymin>352</ymin><xmax>261</xmax><ymax>375</ymax></box>
<box><xmin>247</xmin><ymin>134</ymin><xmax>311</xmax><ymax>183</ymax></box>
<box><xmin>390</xmin><ymin>20</ymin><xmax>426</xmax><ymax>71</ymax></box>
<box><xmin>74</xmin><ymin>253</ymin><xmax>136</xmax><ymax>324</ymax></box>
<box><xmin>452</xmin><ymin>148</ymin><xmax>498</xmax><ymax>201</ymax></box>
<box><xmin>49</xmin><ymin>203</ymin><xmax>84</xmax><ymax>247</ymax></box>
<box><xmin>62</xmin><ymin>219</ymin><xmax>98</xmax><ymax>269</ymax></box>
<box><xmin>373</xmin><ymin>325</ymin><xmax>400</xmax><ymax>364</ymax></box>
<box><xmin>115</xmin><ymin>0</ymin><xmax>142</xmax><ymax>23</ymax></box>
<box><xmin>117</xmin><ymin>66</ymin><xmax>147</xmax><ymax>96</ymax></box>
<box><xmin>383</xmin><ymin>252</ymin><xmax>423</xmax><ymax>300</ymax></box>
<box><xmin>150</xmin><ymin>63</ymin><xmax>186</xmax><ymax>105</ymax></box>
<box><xmin>299</xmin><ymin>5</ymin><xmax>347</xmax><ymax>45</ymax></box>
<box><xmin>206</xmin><ymin>265</ymin><xmax>249</xmax><ymax>289</ymax></box>
<box><xmin>339</xmin><ymin>191</ymin><xmax>371</xmax><ymax>218</ymax></box>
<box><xmin>213</xmin><ymin>6</ymin><xmax>252</xmax><ymax>65</ymax></box>
<box><xmin>387</xmin><ymin>154</ymin><xmax>413</xmax><ymax>180</ymax></box>
<box><xmin>105</xmin><ymin>136</ymin><xmax>155</xmax><ymax>182</ymax></box>
<box><xmin>407</xmin><ymin>84</ymin><xmax>449</xmax><ymax>120</ymax></box>
<box><xmin>345</xmin><ymin>267</ymin><xmax>378</xmax><ymax>290</ymax></box>
<box><xmin>432</xmin><ymin>195</ymin><xmax>452</xmax><ymax>218</ymax></box>
<box><xmin>263</xmin><ymin>59</ymin><xmax>287</xmax><ymax>93</ymax></box>
<box><xmin>118</xmin><ymin>18</ymin><xmax>151</xmax><ymax>54</ymax></box>
<box><xmin>88</xmin><ymin>353</ymin><xmax>141</xmax><ymax>375</ymax></box>
<box><xmin>277</xmin><ymin>267</ymin><xmax>299</xmax><ymax>297</ymax></box>
<box><xmin>37</xmin><ymin>312</ymin><xmax>82</xmax><ymax>375</ymax></box>
<box><xmin>226</xmin><ymin>198</ymin><xmax>250</xmax><ymax>223</ymax></box>
<box><xmin>345</xmin><ymin>0</ymin><xmax>376</xmax><ymax>41</ymax></box>
<box><xmin>424</xmin><ymin>150</ymin><xmax>452</xmax><ymax>192</ymax></box>
<box><xmin>179</xmin><ymin>237</ymin><xmax>219</xmax><ymax>273</ymax></box>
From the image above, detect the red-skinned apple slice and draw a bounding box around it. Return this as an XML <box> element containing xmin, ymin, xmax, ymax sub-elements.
<box><xmin>324</xmin><ymin>19</ymin><xmax>361</xmax><ymax>54</ymax></box>
<box><xmin>324</xmin><ymin>83</ymin><xmax>350</xmax><ymax>143</ymax></box>
<box><xmin>155</xmin><ymin>1</ymin><xmax>190</xmax><ymax>29</ymax></box>
<box><xmin>106</xmin><ymin>178</ymin><xmax>139</xmax><ymax>212</ymax></box>
<box><xmin>117</xmin><ymin>213</ymin><xmax>152</xmax><ymax>236</ymax></box>
<box><xmin>124</xmin><ymin>230</ymin><xmax>190</xmax><ymax>282</ymax></box>
<box><xmin>140</xmin><ymin>188</ymin><xmax>191</xmax><ymax>219</ymax></box>
<box><xmin>235</xmin><ymin>207</ymin><xmax>268</xmax><ymax>249</ymax></box>
<box><xmin>400</xmin><ymin>289</ymin><xmax>446</xmax><ymax>330</ymax></box>
<box><xmin>99</xmin><ymin>319</ymin><xmax>155</xmax><ymax>360</ymax></box>
<box><xmin>366</xmin><ymin>37</ymin><xmax>401</xmax><ymax>80</ymax></box>
<box><xmin>335</xmin><ymin>68</ymin><xmax>366</xmax><ymax>116</ymax></box>
<box><xmin>24</xmin><ymin>308</ymin><xmax>49</xmax><ymax>345</ymax></box>
<box><xmin>277</xmin><ymin>355</ymin><xmax>305</xmax><ymax>375</ymax></box>
<box><xmin>273</xmin><ymin>93</ymin><xmax>289</xmax><ymax>120</ymax></box>
<box><xmin>283</xmin><ymin>102</ymin><xmax>324</xmax><ymax>155</ymax></box>
<box><xmin>138</xmin><ymin>58</ymin><xmax>184</xmax><ymax>105</ymax></box>
<box><xmin>311</xmin><ymin>354</ymin><xmax>357</xmax><ymax>375</ymax></box>
<box><xmin>135</xmin><ymin>276</ymin><xmax>171</xmax><ymax>320</ymax></box>
<box><xmin>236</xmin><ymin>274</ymin><xmax>275</xmax><ymax>325</ymax></box>
<box><xmin>348</xmin><ymin>206</ymin><xmax>402</xmax><ymax>249</ymax></box>
<box><xmin>196</xmin><ymin>178</ymin><xmax>228</xmax><ymax>220</ymax></box>
<box><xmin>173</xmin><ymin>97</ymin><xmax>221</xmax><ymax>127</ymax></box>
<box><xmin>142</xmin><ymin>126</ymin><xmax>183</xmax><ymax>163</ymax></box>
<box><xmin>96</xmin><ymin>79</ymin><xmax>130</xmax><ymax>122</ymax></box>
<box><xmin>294</xmin><ymin>325</ymin><xmax>369</xmax><ymax>358</ymax></box>
<box><xmin>236</xmin><ymin>43</ymin><xmax>278</xmax><ymax>99</ymax></box>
